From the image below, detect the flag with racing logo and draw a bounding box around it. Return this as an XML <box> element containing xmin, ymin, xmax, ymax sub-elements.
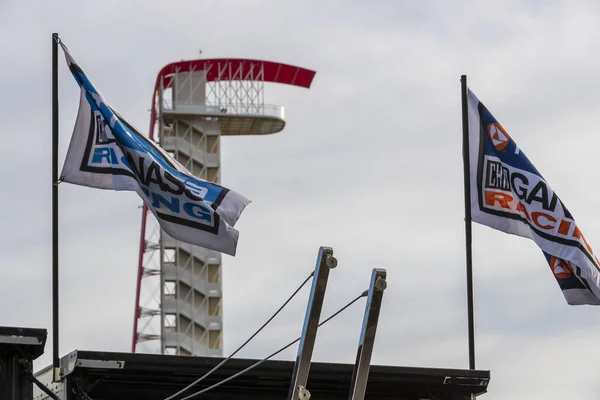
<box><xmin>466</xmin><ymin>88</ymin><xmax>600</xmax><ymax>305</ymax></box>
<box><xmin>59</xmin><ymin>42</ymin><xmax>250</xmax><ymax>256</ymax></box>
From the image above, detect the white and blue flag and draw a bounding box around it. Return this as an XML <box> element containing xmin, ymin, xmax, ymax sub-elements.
<box><xmin>60</xmin><ymin>43</ymin><xmax>250</xmax><ymax>256</ymax></box>
<box><xmin>467</xmin><ymin>89</ymin><xmax>600</xmax><ymax>305</ymax></box>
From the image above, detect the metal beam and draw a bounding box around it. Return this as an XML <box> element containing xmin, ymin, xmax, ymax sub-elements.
<box><xmin>287</xmin><ymin>246</ymin><xmax>337</xmax><ymax>400</ymax></box>
<box><xmin>348</xmin><ymin>269</ymin><xmax>387</xmax><ymax>400</ymax></box>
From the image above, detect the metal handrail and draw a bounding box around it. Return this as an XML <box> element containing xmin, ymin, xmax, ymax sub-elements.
<box><xmin>162</xmin><ymin>99</ymin><xmax>283</xmax><ymax>118</ymax></box>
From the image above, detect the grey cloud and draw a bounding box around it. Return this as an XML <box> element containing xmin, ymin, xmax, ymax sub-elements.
<box><xmin>4</xmin><ymin>1</ymin><xmax>600</xmax><ymax>399</ymax></box>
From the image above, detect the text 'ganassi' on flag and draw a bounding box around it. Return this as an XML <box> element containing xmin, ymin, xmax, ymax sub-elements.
<box><xmin>82</xmin><ymin>110</ymin><xmax>217</xmax><ymax>228</ymax></box>
<box><xmin>126</xmin><ymin>151</ymin><xmax>215</xmax><ymax>227</ymax></box>
<box><xmin>482</xmin><ymin>156</ymin><xmax>598</xmax><ymax>264</ymax></box>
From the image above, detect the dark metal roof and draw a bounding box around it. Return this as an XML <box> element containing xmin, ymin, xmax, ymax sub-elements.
<box><xmin>0</xmin><ymin>326</ymin><xmax>47</xmax><ymax>359</ymax></box>
<box><xmin>64</xmin><ymin>350</ymin><xmax>489</xmax><ymax>400</ymax></box>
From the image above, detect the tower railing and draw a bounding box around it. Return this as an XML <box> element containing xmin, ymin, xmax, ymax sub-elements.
<box><xmin>162</xmin><ymin>99</ymin><xmax>284</xmax><ymax>118</ymax></box>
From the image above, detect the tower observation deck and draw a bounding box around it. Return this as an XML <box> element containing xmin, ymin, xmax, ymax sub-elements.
<box><xmin>132</xmin><ymin>58</ymin><xmax>316</xmax><ymax>356</ymax></box>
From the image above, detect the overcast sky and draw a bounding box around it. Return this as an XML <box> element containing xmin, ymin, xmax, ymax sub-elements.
<box><xmin>2</xmin><ymin>0</ymin><xmax>600</xmax><ymax>398</ymax></box>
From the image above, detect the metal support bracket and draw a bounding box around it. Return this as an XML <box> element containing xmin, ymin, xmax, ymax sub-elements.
<box><xmin>287</xmin><ymin>246</ymin><xmax>337</xmax><ymax>400</ymax></box>
<box><xmin>348</xmin><ymin>268</ymin><xmax>387</xmax><ymax>400</ymax></box>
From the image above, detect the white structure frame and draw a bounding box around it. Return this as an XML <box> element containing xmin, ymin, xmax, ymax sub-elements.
<box><xmin>135</xmin><ymin>60</ymin><xmax>286</xmax><ymax>356</ymax></box>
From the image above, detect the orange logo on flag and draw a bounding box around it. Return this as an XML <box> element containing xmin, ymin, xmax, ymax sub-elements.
<box><xmin>487</xmin><ymin>123</ymin><xmax>510</xmax><ymax>151</ymax></box>
<box><xmin>550</xmin><ymin>256</ymin><xmax>573</xmax><ymax>279</ymax></box>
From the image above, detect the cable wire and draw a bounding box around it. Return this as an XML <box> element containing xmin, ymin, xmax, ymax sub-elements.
<box><xmin>164</xmin><ymin>271</ymin><xmax>314</xmax><ymax>400</ymax></box>
<box><xmin>179</xmin><ymin>290</ymin><xmax>368</xmax><ymax>400</ymax></box>
<box><xmin>30</xmin><ymin>374</ymin><xmax>62</xmax><ymax>400</ymax></box>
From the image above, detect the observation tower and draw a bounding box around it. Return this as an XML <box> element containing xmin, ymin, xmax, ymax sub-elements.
<box><xmin>132</xmin><ymin>57</ymin><xmax>316</xmax><ymax>356</ymax></box>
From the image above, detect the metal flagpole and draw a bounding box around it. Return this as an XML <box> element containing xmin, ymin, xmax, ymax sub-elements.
<box><xmin>461</xmin><ymin>75</ymin><xmax>476</xmax><ymax>370</ymax></box>
<box><xmin>52</xmin><ymin>32</ymin><xmax>60</xmax><ymax>382</ymax></box>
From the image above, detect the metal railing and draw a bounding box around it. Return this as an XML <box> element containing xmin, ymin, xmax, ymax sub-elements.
<box><xmin>162</xmin><ymin>99</ymin><xmax>284</xmax><ymax>119</ymax></box>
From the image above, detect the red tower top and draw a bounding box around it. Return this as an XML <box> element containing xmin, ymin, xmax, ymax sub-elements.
<box><xmin>148</xmin><ymin>59</ymin><xmax>316</xmax><ymax>139</ymax></box>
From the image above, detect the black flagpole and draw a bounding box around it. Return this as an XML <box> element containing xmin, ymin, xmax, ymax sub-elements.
<box><xmin>52</xmin><ymin>32</ymin><xmax>60</xmax><ymax>381</ymax></box>
<box><xmin>461</xmin><ymin>74</ymin><xmax>476</xmax><ymax>370</ymax></box>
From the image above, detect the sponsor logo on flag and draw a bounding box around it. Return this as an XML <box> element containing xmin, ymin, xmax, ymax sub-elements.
<box><xmin>59</xmin><ymin>43</ymin><xmax>249</xmax><ymax>256</ymax></box>
<box><xmin>467</xmin><ymin>88</ymin><xmax>600</xmax><ymax>305</ymax></box>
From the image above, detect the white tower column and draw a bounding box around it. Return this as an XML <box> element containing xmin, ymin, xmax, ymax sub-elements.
<box><xmin>159</xmin><ymin>70</ymin><xmax>223</xmax><ymax>356</ymax></box>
